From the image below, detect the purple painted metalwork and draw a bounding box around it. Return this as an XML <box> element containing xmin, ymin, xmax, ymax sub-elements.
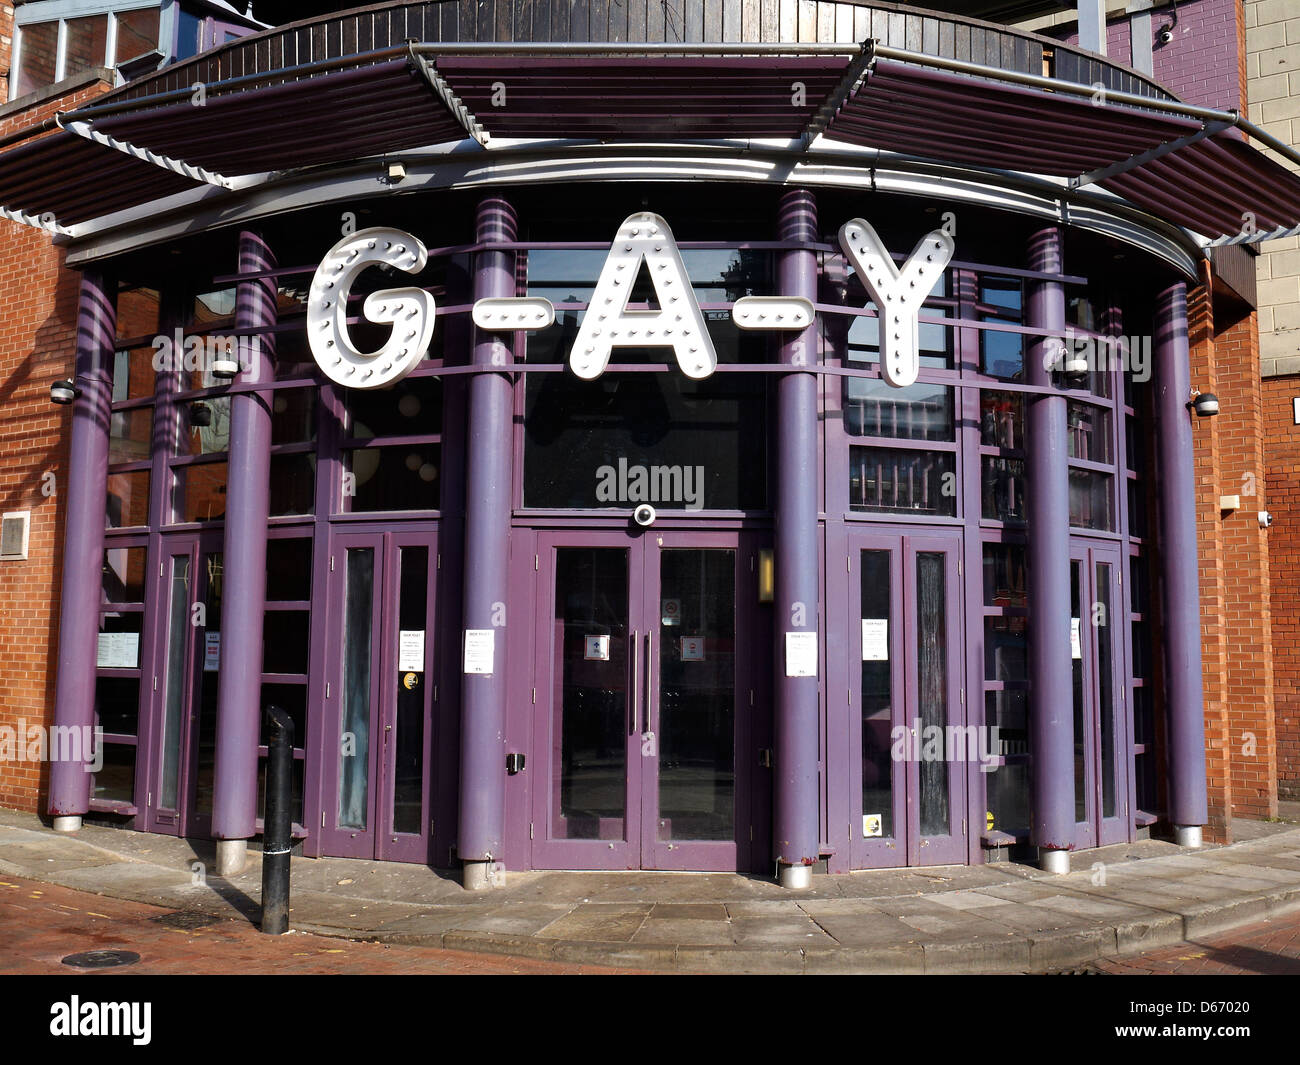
<box><xmin>1025</xmin><ymin>226</ymin><xmax>1075</xmax><ymax>854</ymax></box>
<box><xmin>48</xmin><ymin>270</ymin><xmax>115</xmax><ymax>816</ymax></box>
<box><xmin>211</xmin><ymin>231</ymin><xmax>278</xmax><ymax>841</ymax></box>
<box><xmin>1153</xmin><ymin>281</ymin><xmax>1208</xmax><ymax>828</ymax></box>
<box><xmin>773</xmin><ymin>188</ymin><xmax>821</xmax><ymax>870</ymax></box>
<box><xmin>458</xmin><ymin>196</ymin><xmax>516</xmax><ymax>865</ymax></box>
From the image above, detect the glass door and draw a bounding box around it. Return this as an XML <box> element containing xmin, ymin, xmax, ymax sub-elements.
<box><xmin>849</xmin><ymin>528</ymin><xmax>966</xmax><ymax>868</ymax></box>
<box><xmin>1071</xmin><ymin>542</ymin><xmax>1130</xmax><ymax>849</ymax></box>
<box><xmin>319</xmin><ymin>526</ymin><xmax>438</xmax><ymax>862</ymax></box>
<box><xmin>140</xmin><ymin>531</ymin><xmax>222</xmax><ymax>838</ymax></box>
<box><xmin>530</xmin><ymin>529</ymin><xmax>757</xmax><ymax>871</ymax></box>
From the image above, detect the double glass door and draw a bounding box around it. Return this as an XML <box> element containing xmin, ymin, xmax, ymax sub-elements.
<box><xmin>530</xmin><ymin>530</ymin><xmax>762</xmax><ymax>871</ymax></box>
<box><xmin>1071</xmin><ymin>542</ymin><xmax>1130</xmax><ymax>848</ymax></box>
<box><xmin>848</xmin><ymin>529</ymin><xmax>966</xmax><ymax>867</ymax></box>
<box><xmin>319</xmin><ymin>527</ymin><xmax>437</xmax><ymax>862</ymax></box>
<box><xmin>140</xmin><ymin>531</ymin><xmax>223</xmax><ymax>837</ymax></box>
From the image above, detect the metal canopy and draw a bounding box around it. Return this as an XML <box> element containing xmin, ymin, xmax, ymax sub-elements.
<box><xmin>0</xmin><ymin>38</ymin><xmax>1297</xmax><ymax>246</ymax></box>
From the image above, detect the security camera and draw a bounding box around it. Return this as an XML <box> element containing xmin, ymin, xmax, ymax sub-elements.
<box><xmin>632</xmin><ymin>504</ymin><xmax>657</xmax><ymax>528</ymax></box>
<box><xmin>1157</xmin><ymin>25</ymin><xmax>1173</xmax><ymax>45</ymax></box>
<box><xmin>1260</xmin><ymin>511</ymin><xmax>1274</xmax><ymax>529</ymax></box>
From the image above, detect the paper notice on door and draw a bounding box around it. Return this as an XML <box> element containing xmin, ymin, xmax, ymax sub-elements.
<box><xmin>680</xmin><ymin>636</ymin><xmax>704</xmax><ymax>661</ymax></box>
<box><xmin>399</xmin><ymin>630</ymin><xmax>425</xmax><ymax>672</ymax></box>
<box><xmin>1071</xmin><ymin>617</ymin><xmax>1082</xmax><ymax>659</ymax></box>
<box><xmin>96</xmin><ymin>631</ymin><xmax>139</xmax><ymax>669</ymax></box>
<box><xmin>204</xmin><ymin>631</ymin><xmax>220</xmax><ymax>672</ymax></box>
<box><xmin>863</xmin><ymin>813</ymin><xmax>883</xmax><ymax>838</ymax></box>
<box><xmin>784</xmin><ymin>631</ymin><xmax>818</xmax><ymax>678</ymax></box>
<box><xmin>463</xmin><ymin>629</ymin><xmax>494</xmax><ymax>675</ymax></box>
<box><xmin>861</xmin><ymin>619</ymin><xmax>888</xmax><ymax>661</ymax></box>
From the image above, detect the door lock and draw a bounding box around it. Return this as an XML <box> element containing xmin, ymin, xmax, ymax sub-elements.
<box><xmin>758</xmin><ymin>749</ymin><xmax>773</xmax><ymax>768</ymax></box>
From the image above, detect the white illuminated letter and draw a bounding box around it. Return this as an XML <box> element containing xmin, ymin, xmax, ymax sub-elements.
<box><xmin>308</xmin><ymin>227</ymin><xmax>436</xmax><ymax>389</ymax></box>
<box><xmin>570</xmin><ymin>213</ymin><xmax>717</xmax><ymax>380</ymax></box>
<box><xmin>838</xmin><ymin>219</ymin><xmax>954</xmax><ymax>388</ymax></box>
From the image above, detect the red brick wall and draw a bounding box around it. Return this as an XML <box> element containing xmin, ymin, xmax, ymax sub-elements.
<box><xmin>0</xmin><ymin>61</ymin><xmax>112</xmax><ymax>811</ymax></box>
<box><xmin>1263</xmin><ymin>374</ymin><xmax>1300</xmax><ymax>799</ymax></box>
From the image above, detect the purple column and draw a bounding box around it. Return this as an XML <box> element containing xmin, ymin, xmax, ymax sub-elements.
<box><xmin>211</xmin><ymin>231</ymin><xmax>277</xmax><ymax>857</ymax></box>
<box><xmin>48</xmin><ymin>271</ymin><xmax>116</xmax><ymax>824</ymax></box>
<box><xmin>1154</xmin><ymin>282</ymin><xmax>1208</xmax><ymax>840</ymax></box>
<box><xmin>1025</xmin><ymin>226</ymin><xmax>1074</xmax><ymax>871</ymax></box>
<box><xmin>773</xmin><ymin>189</ymin><xmax>821</xmax><ymax>887</ymax></box>
<box><xmin>458</xmin><ymin>197</ymin><xmax>516</xmax><ymax>888</ymax></box>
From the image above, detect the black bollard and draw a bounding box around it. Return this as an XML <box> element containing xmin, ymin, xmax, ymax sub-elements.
<box><xmin>260</xmin><ymin>704</ymin><xmax>294</xmax><ymax>935</ymax></box>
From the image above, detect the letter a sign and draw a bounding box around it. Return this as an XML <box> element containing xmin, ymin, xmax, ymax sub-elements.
<box><xmin>839</xmin><ymin>219</ymin><xmax>953</xmax><ymax>388</ymax></box>
<box><xmin>570</xmin><ymin>213</ymin><xmax>718</xmax><ymax>380</ymax></box>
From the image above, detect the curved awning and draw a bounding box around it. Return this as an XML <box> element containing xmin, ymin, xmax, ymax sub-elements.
<box><xmin>1</xmin><ymin>39</ymin><xmax>1297</xmax><ymax>246</ymax></box>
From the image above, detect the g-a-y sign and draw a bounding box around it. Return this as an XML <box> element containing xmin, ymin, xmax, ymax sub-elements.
<box><xmin>306</xmin><ymin>212</ymin><xmax>953</xmax><ymax>390</ymax></box>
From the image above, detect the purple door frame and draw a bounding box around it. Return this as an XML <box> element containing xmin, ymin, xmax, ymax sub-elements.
<box><xmin>526</xmin><ymin>526</ymin><xmax>763</xmax><ymax>871</ymax></box>
<box><xmin>317</xmin><ymin>523</ymin><xmax>439</xmax><ymax>863</ymax></box>
<box><xmin>845</xmin><ymin>525</ymin><xmax>967</xmax><ymax>869</ymax></box>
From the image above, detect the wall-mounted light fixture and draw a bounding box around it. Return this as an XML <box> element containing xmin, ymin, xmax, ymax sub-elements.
<box><xmin>49</xmin><ymin>378</ymin><xmax>80</xmax><ymax>404</ymax></box>
<box><xmin>1189</xmin><ymin>389</ymin><xmax>1220</xmax><ymax>417</ymax></box>
<box><xmin>386</xmin><ymin>161</ymin><xmax>407</xmax><ymax>184</ymax></box>
<box><xmin>189</xmin><ymin>401</ymin><xmax>213</xmax><ymax>428</ymax></box>
<box><xmin>758</xmin><ymin>548</ymin><xmax>775</xmax><ymax>604</ymax></box>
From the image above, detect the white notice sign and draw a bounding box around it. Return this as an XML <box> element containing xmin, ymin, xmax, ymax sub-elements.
<box><xmin>463</xmin><ymin>628</ymin><xmax>495</xmax><ymax>675</ymax></box>
<box><xmin>399</xmin><ymin>630</ymin><xmax>425</xmax><ymax>672</ymax></box>
<box><xmin>1071</xmin><ymin>618</ymin><xmax>1082</xmax><ymax>660</ymax></box>
<box><xmin>96</xmin><ymin>631</ymin><xmax>139</xmax><ymax>669</ymax></box>
<box><xmin>784</xmin><ymin>631</ymin><xmax>818</xmax><ymax>678</ymax></box>
<box><xmin>861</xmin><ymin>619</ymin><xmax>888</xmax><ymax>661</ymax></box>
<box><xmin>204</xmin><ymin>631</ymin><xmax>220</xmax><ymax>672</ymax></box>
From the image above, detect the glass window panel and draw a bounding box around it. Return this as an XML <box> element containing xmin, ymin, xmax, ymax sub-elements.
<box><xmin>117</xmin><ymin>287</ymin><xmax>161</xmax><ymax>340</ymax></box>
<box><xmin>259</xmin><ymin>683</ymin><xmax>307</xmax><ymax>751</ymax></box>
<box><xmin>979</xmin><ymin>278</ymin><xmax>1024</xmax><ymax>380</ymax></box>
<box><xmin>982</xmin><ymin>457</ymin><xmax>1026</xmax><ymax>523</ymax></box>
<box><xmin>1068</xmin><ymin>469</ymin><xmax>1114</xmax><ymax>531</ymax></box>
<box><xmin>109</xmin><ymin>407</ymin><xmax>153</xmax><ymax>465</ymax></box>
<box><xmin>1066</xmin><ymin>401</ymin><xmax>1112</xmax><ymax>464</ymax></box>
<box><xmin>1126</xmin><ymin>414</ymin><xmax>1147</xmax><ymax>472</ymax></box>
<box><xmin>843</xmin><ymin>380</ymin><xmax>954</xmax><ymax>441</ymax></box>
<box><xmin>94</xmin><ymin>676</ymin><xmax>140</xmax><ymax>737</ymax></box>
<box><xmin>1130</xmin><ymin>553</ymin><xmax>1149</xmax><ymax>616</ymax></box>
<box><xmin>159</xmin><ymin>555</ymin><xmax>191</xmax><ymax>810</ymax></box>
<box><xmin>190</xmin><ymin>288</ymin><xmax>237</xmax><ymax>329</ymax></box>
<box><xmin>1128</xmin><ymin>479</ymin><xmax>1148</xmax><ymax>539</ymax></box>
<box><xmin>15</xmin><ymin>21</ymin><xmax>58</xmax><ymax>97</ymax></box>
<box><xmin>114</xmin><ymin>7</ymin><xmax>160</xmax><ymax>63</ymax></box>
<box><xmin>984</xmin><ymin>615</ymin><xmax>1027</xmax><ymax>682</ymax></box>
<box><xmin>860</xmin><ymin>549</ymin><xmax>894</xmax><ymax>841</ymax></box>
<box><xmin>269</xmin><ymin>453</ymin><xmax>316</xmax><ymax>517</ymax></box>
<box><xmin>984</xmin><ymin>690</ymin><xmax>1030</xmax><ymax>834</ymax></box>
<box><xmin>553</xmin><ymin>548</ymin><xmax>628</xmax><ymax>840</ymax></box>
<box><xmin>103</xmin><ymin>546</ymin><xmax>147</xmax><ymax>602</ymax></box>
<box><xmin>107</xmin><ymin>469</ymin><xmax>151</xmax><ymax>528</ymax></box>
<box><xmin>917</xmin><ymin>552</ymin><xmax>949</xmax><ymax>836</ymax></box>
<box><xmin>262</xmin><ymin>610</ymin><xmax>309</xmax><ymax>675</ymax></box>
<box><xmin>112</xmin><ymin>348</ymin><xmax>156</xmax><ymax>403</ymax></box>
<box><xmin>339</xmin><ymin>548</ymin><xmax>374</xmax><ymax>830</ymax></box>
<box><xmin>1071</xmin><ymin>561</ymin><xmax>1086</xmax><ymax>821</ymax></box>
<box><xmin>271</xmin><ymin>388</ymin><xmax>317</xmax><ymax>445</ymax></box>
<box><xmin>657</xmin><ymin>549</ymin><xmax>735</xmax><ymax>843</ymax></box>
<box><xmin>980</xmin><ymin>391</ymin><xmax>1023</xmax><ymax>449</ymax></box>
<box><xmin>194</xmin><ymin>553</ymin><xmax>223</xmax><ymax>817</ymax></box>
<box><xmin>343</xmin><ymin>375</ymin><xmax>442</xmax><ymax>440</ymax></box>
<box><xmin>171</xmin><ymin>461</ymin><xmax>227</xmax><ymax>523</ymax></box>
<box><xmin>91</xmin><ymin>744</ymin><xmax>136</xmax><ymax>804</ymax></box>
<box><xmin>1096</xmin><ymin>563</ymin><xmax>1116</xmax><ymax>819</ymax></box>
<box><xmin>64</xmin><ymin>15</ymin><xmax>109</xmax><ymax>79</ymax></box>
<box><xmin>256</xmin><ymin>754</ymin><xmax>305</xmax><ymax>829</ymax></box>
<box><xmin>344</xmin><ymin>445</ymin><xmax>440</xmax><ymax>512</ymax></box>
<box><xmin>982</xmin><ymin>543</ymin><xmax>1026</xmax><ymax>608</ymax></box>
<box><xmin>849</xmin><ymin>446</ymin><xmax>956</xmax><ymax>516</ymax></box>
<box><xmin>177</xmin><ymin>395</ymin><xmax>231</xmax><ymax>456</ymax></box>
<box><xmin>266</xmin><ymin>539</ymin><xmax>312</xmax><ymax>602</ymax></box>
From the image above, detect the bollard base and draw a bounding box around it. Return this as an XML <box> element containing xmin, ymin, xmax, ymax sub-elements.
<box><xmin>52</xmin><ymin>815</ymin><xmax>82</xmax><ymax>833</ymax></box>
<box><xmin>462</xmin><ymin>860</ymin><xmax>496</xmax><ymax>891</ymax></box>
<box><xmin>777</xmin><ymin>863</ymin><xmax>813</xmax><ymax>890</ymax></box>
<box><xmin>1040</xmin><ymin>848</ymin><xmax>1071</xmax><ymax>875</ymax></box>
<box><xmin>216</xmin><ymin>839</ymin><xmax>248</xmax><ymax>877</ymax></box>
<box><xmin>1174</xmin><ymin>824</ymin><xmax>1203</xmax><ymax>849</ymax></box>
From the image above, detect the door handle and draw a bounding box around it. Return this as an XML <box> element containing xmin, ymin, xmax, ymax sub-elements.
<box><xmin>643</xmin><ymin>630</ymin><xmax>653</xmax><ymax>739</ymax></box>
<box><xmin>630</xmin><ymin>629</ymin><xmax>640</xmax><ymax>736</ymax></box>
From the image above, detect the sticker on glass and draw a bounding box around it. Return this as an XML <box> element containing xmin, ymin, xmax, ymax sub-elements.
<box><xmin>584</xmin><ymin>635</ymin><xmax>610</xmax><ymax>661</ymax></box>
<box><xmin>861</xmin><ymin>618</ymin><xmax>888</xmax><ymax>661</ymax></box>
<box><xmin>398</xmin><ymin>629</ymin><xmax>424</xmax><ymax>672</ymax></box>
<box><xmin>680</xmin><ymin>636</ymin><xmax>704</xmax><ymax>661</ymax></box>
<box><xmin>863</xmin><ymin>814</ymin><xmax>883</xmax><ymax>838</ymax></box>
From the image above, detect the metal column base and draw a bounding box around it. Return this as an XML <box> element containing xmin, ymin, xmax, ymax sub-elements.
<box><xmin>1174</xmin><ymin>825</ymin><xmax>1203</xmax><ymax>848</ymax></box>
<box><xmin>777</xmin><ymin>863</ymin><xmax>813</xmax><ymax>890</ymax></box>
<box><xmin>51</xmin><ymin>815</ymin><xmax>82</xmax><ymax>833</ymax></box>
<box><xmin>462</xmin><ymin>860</ymin><xmax>496</xmax><ymax>891</ymax></box>
<box><xmin>1040</xmin><ymin>848</ymin><xmax>1071</xmax><ymax>875</ymax></box>
<box><xmin>215</xmin><ymin>839</ymin><xmax>248</xmax><ymax>877</ymax></box>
